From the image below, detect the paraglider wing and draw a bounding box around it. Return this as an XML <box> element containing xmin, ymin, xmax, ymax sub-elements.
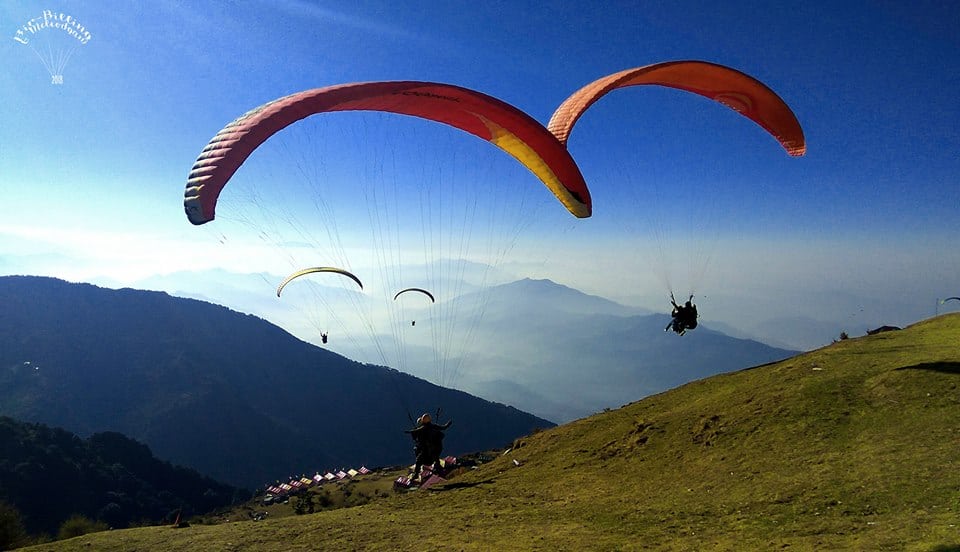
<box><xmin>393</xmin><ymin>287</ymin><xmax>436</xmax><ymax>303</ymax></box>
<box><xmin>942</xmin><ymin>297</ymin><xmax>960</xmax><ymax>304</ymax></box>
<box><xmin>276</xmin><ymin>267</ymin><xmax>364</xmax><ymax>297</ymax></box>
<box><xmin>548</xmin><ymin>60</ymin><xmax>806</xmax><ymax>156</ymax></box>
<box><xmin>184</xmin><ymin>81</ymin><xmax>592</xmax><ymax>225</ymax></box>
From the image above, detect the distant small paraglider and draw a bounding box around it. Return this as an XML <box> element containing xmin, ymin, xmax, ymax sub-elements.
<box><xmin>937</xmin><ymin>297</ymin><xmax>959</xmax><ymax>315</ymax></box>
<box><xmin>394</xmin><ymin>288</ymin><xmax>433</xmax><ymax>329</ymax></box>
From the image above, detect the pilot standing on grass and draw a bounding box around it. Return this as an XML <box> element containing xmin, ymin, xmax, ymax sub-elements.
<box><xmin>405</xmin><ymin>413</ymin><xmax>452</xmax><ymax>481</ymax></box>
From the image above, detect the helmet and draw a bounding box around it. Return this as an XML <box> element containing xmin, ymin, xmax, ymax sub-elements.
<box><xmin>419</xmin><ymin>413</ymin><xmax>432</xmax><ymax>424</ymax></box>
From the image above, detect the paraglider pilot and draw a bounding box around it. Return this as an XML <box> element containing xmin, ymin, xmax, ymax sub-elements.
<box><xmin>320</xmin><ymin>332</ymin><xmax>328</xmax><ymax>344</ymax></box>
<box><xmin>405</xmin><ymin>413</ymin><xmax>452</xmax><ymax>480</ymax></box>
<box><xmin>665</xmin><ymin>293</ymin><xmax>698</xmax><ymax>336</ymax></box>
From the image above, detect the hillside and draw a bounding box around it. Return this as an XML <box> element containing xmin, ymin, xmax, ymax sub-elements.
<box><xmin>0</xmin><ymin>417</ymin><xmax>247</xmax><ymax>539</ymax></box>
<box><xmin>0</xmin><ymin>276</ymin><xmax>552</xmax><ymax>489</ymax></box>
<box><xmin>19</xmin><ymin>313</ymin><xmax>960</xmax><ymax>551</ymax></box>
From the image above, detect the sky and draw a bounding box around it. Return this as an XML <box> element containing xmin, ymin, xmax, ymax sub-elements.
<box><xmin>2</xmin><ymin>0</ymin><xmax>959</xmax><ymax>355</ymax></box>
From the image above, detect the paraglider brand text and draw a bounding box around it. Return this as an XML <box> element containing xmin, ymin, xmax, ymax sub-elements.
<box><xmin>399</xmin><ymin>90</ymin><xmax>460</xmax><ymax>102</ymax></box>
<box><xmin>13</xmin><ymin>11</ymin><xmax>92</xmax><ymax>45</ymax></box>
<box><xmin>13</xmin><ymin>11</ymin><xmax>92</xmax><ymax>85</ymax></box>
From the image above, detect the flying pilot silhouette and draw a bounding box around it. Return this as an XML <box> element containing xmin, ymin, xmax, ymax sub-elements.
<box><xmin>665</xmin><ymin>293</ymin><xmax>698</xmax><ymax>336</ymax></box>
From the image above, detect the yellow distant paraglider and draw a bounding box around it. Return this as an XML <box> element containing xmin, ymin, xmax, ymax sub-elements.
<box><xmin>276</xmin><ymin>267</ymin><xmax>364</xmax><ymax>297</ymax></box>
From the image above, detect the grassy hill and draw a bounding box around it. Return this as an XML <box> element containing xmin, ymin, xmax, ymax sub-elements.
<box><xmin>19</xmin><ymin>314</ymin><xmax>960</xmax><ymax>551</ymax></box>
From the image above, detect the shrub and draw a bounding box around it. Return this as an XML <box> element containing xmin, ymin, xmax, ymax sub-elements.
<box><xmin>57</xmin><ymin>514</ymin><xmax>109</xmax><ymax>540</ymax></box>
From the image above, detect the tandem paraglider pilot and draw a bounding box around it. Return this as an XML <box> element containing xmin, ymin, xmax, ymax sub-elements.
<box><xmin>405</xmin><ymin>413</ymin><xmax>452</xmax><ymax>481</ymax></box>
<box><xmin>665</xmin><ymin>293</ymin><xmax>698</xmax><ymax>336</ymax></box>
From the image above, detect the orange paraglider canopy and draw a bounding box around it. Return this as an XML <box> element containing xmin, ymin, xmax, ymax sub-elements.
<box><xmin>184</xmin><ymin>81</ymin><xmax>592</xmax><ymax>225</ymax></box>
<box><xmin>548</xmin><ymin>60</ymin><xmax>806</xmax><ymax>156</ymax></box>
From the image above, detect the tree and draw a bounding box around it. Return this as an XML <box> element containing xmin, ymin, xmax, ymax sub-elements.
<box><xmin>0</xmin><ymin>500</ymin><xmax>28</xmax><ymax>550</ymax></box>
<box><xmin>293</xmin><ymin>493</ymin><xmax>315</xmax><ymax>515</ymax></box>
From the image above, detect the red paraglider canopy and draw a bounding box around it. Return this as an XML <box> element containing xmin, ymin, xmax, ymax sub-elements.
<box><xmin>548</xmin><ymin>60</ymin><xmax>806</xmax><ymax>156</ymax></box>
<box><xmin>184</xmin><ymin>81</ymin><xmax>592</xmax><ymax>225</ymax></box>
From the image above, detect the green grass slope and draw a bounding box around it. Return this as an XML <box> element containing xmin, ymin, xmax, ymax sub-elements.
<box><xmin>21</xmin><ymin>314</ymin><xmax>960</xmax><ymax>551</ymax></box>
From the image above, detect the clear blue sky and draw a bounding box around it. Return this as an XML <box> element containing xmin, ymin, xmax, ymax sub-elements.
<box><xmin>2</xmin><ymin>0</ymin><xmax>959</xmax><ymax>342</ymax></box>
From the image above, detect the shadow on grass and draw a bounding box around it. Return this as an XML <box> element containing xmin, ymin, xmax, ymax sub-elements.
<box><xmin>427</xmin><ymin>478</ymin><xmax>496</xmax><ymax>492</ymax></box>
<box><xmin>895</xmin><ymin>362</ymin><xmax>960</xmax><ymax>375</ymax></box>
<box><xmin>928</xmin><ymin>545</ymin><xmax>960</xmax><ymax>552</ymax></box>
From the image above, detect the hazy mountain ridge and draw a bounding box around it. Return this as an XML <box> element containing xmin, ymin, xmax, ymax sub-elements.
<box><xmin>93</xmin><ymin>270</ymin><xmax>798</xmax><ymax>423</ymax></box>
<box><xmin>419</xmin><ymin>279</ymin><xmax>800</xmax><ymax>421</ymax></box>
<box><xmin>0</xmin><ymin>276</ymin><xmax>552</xmax><ymax>488</ymax></box>
<box><xmin>745</xmin><ymin>314</ymin><xmax>849</xmax><ymax>351</ymax></box>
<box><xmin>471</xmin><ymin>277</ymin><xmax>651</xmax><ymax>317</ymax></box>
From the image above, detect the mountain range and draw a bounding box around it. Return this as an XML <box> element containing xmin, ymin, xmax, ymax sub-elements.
<box><xmin>116</xmin><ymin>270</ymin><xmax>800</xmax><ymax>422</ymax></box>
<box><xmin>0</xmin><ymin>276</ymin><xmax>551</xmax><ymax>488</ymax></box>
<box><xmin>0</xmin><ymin>274</ymin><xmax>798</xmax><ymax>489</ymax></box>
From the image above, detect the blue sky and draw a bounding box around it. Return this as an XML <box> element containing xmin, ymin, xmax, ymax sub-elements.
<box><xmin>2</xmin><ymin>0</ymin><xmax>959</xmax><ymax>349</ymax></box>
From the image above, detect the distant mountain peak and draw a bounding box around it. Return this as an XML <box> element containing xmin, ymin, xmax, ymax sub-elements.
<box><xmin>482</xmin><ymin>277</ymin><xmax>644</xmax><ymax>318</ymax></box>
